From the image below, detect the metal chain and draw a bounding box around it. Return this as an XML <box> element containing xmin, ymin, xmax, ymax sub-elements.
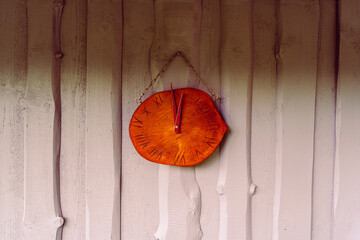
<box><xmin>134</xmin><ymin>51</ymin><xmax>220</xmax><ymax>103</ymax></box>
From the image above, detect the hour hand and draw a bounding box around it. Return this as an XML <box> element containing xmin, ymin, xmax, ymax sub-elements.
<box><xmin>171</xmin><ymin>83</ymin><xmax>177</xmax><ymax>125</ymax></box>
<box><xmin>174</xmin><ymin>92</ymin><xmax>184</xmax><ymax>133</ymax></box>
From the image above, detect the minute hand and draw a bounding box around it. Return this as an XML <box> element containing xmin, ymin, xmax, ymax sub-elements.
<box><xmin>174</xmin><ymin>92</ymin><xmax>184</xmax><ymax>133</ymax></box>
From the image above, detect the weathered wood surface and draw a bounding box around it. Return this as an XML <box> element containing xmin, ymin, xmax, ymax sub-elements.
<box><xmin>196</xmin><ymin>0</ymin><xmax>222</xmax><ymax>239</ymax></box>
<box><xmin>219</xmin><ymin>0</ymin><xmax>254</xmax><ymax>239</ymax></box>
<box><xmin>311</xmin><ymin>0</ymin><xmax>337</xmax><ymax>239</ymax></box>
<box><xmin>0</xmin><ymin>0</ymin><xmax>27</xmax><ymax>239</ymax></box>
<box><xmin>121</xmin><ymin>0</ymin><xmax>159</xmax><ymax>239</ymax></box>
<box><xmin>85</xmin><ymin>0</ymin><xmax>122</xmax><ymax>238</ymax></box>
<box><xmin>59</xmin><ymin>0</ymin><xmax>87</xmax><ymax>239</ymax></box>
<box><xmin>274</xmin><ymin>1</ymin><xmax>319</xmax><ymax>239</ymax></box>
<box><xmin>22</xmin><ymin>0</ymin><xmax>63</xmax><ymax>239</ymax></box>
<box><xmin>251</xmin><ymin>0</ymin><xmax>276</xmax><ymax>239</ymax></box>
<box><xmin>1</xmin><ymin>0</ymin><xmax>360</xmax><ymax>239</ymax></box>
<box><xmin>334</xmin><ymin>0</ymin><xmax>360</xmax><ymax>239</ymax></box>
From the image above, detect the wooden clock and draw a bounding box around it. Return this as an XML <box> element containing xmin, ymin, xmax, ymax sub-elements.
<box><xmin>129</xmin><ymin>86</ymin><xmax>228</xmax><ymax>167</ymax></box>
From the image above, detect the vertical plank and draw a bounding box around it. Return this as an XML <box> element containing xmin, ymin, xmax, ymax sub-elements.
<box><xmin>0</xmin><ymin>0</ymin><xmax>27</xmax><ymax>239</ymax></box>
<box><xmin>23</xmin><ymin>0</ymin><xmax>63</xmax><ymax>239</ymax></box>
<box><xmin>52</xmin><ymin>1</ymin><xmax>65</xmax><ymax>238</ymax></box>
<box><xmin>86</xmin><ymin>0</ymin><xmax>122</xmax><ymax>238</ymax></box>
<box><xmin>110</xmin><ymin>1</ymin><xmax>123</xmax><ymax>239</ymax></box>
<box><xmin>273</xmin><ymin>0</ymin><xmax>319</xmax><ymax>239</ymax></box>
<box><xmin>334</xmin><ymin>0</ymin><xmax>360</xmax><ymax>239</ymax></box>
<box><xmin>121</xmin><ymin>0</ymin><xmax>159</xmax><ymax>239</ymax></box>
<box><xmin>60</xmin><ymin>0</ymin><xmax>87</xmax><ymax>239</ymax></box>
<box><xmin>219</xmin><ymin>0</ymin><xmax>253</xmax><ymax>239</ymax></box>
<box><xmin>150</xmin><ymin>1</ymin><xmax>203</xmax><ymax>239</ymax></box>
<box><xmin>251</xmin><ymin>0</ymin><xmax>277</xmax><ymax>239</ymax></box>
<box><xmin>311</xmin><ymin>0</ymin><xmax>337</xmax><ymax>239</ymax></box>
<box><xmin>196</xmin><ymin>0</ymin><xmax>221</xmax><ymax>239</ymax></box>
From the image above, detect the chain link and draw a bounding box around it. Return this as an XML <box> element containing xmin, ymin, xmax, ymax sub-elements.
<box><xmin>134</xmin><ymin>51</ymin><xmax>220</xmax><ymax>104</ymax></box>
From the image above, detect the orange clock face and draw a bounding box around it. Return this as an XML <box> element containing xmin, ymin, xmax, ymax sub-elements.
<box><xmin>129</xmin><ymin>88</ymin><xmax>228</xmax><ymax>167</ymax></box>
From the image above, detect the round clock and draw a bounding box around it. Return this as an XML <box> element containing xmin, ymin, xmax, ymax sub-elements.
<box><xmin>129</xmin><ymin>87</ymin><xmax>228</xmax><ymax>167</ymax></box>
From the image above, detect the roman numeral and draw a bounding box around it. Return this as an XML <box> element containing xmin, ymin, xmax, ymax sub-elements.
<box><xmin>142</xmin><ymin>106</ymin><xmax>151</xmax><ymax>116</ymax></box>
<box><xmin>135</xmin><ymin>135</ymin><xmax>145</xmax><ymax>140</ymax></box>
<box><xmin>149</xmin><ymin>148</ymin><xmax>158</xmax><ymax>157</ymax></box>
<box><xmin>195</xmin><ymin>149</ymin><xmax>204</xmax><ymax>159</ymax></box>
<box><xmin>203</xmin><ymin>137</ymin><xmax>216</xmax><ymax>148</ymax></box>
<box><xmin>202</xmin><ymin>107</ymin><xmax>212</xmax><ymax>114</ymax></box>
<box><xmin>133</xmin><ymin>116</ymin><xmax>143</xmax><ymax>124</ymax></box>
<box><xmin>140</xmin><ymin>142</ymin><xmax>149</xmax><ymax>149</ymax></box>
<box><xmin>156</xmin><ymin>152</ymin><xmax>163</xmax><ymax>161</ymax></box>
<box><xmin>153</xmin><ymin>97</ymin><xmax>162</xmax><ymax>108</ymax></box>
<box><xmin>180</xmin><ymin>155</ymin><xmax>185</xmax><ymax>164</ymax></box>
<box><xmin>173</xmin><ymin>151</ymin><xmax>185</xmax><ymax>165</ymax></box>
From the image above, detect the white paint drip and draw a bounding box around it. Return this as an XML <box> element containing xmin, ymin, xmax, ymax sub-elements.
<box><xmin>154</xmin><ymin>165</ymin><xmax>169</xmax><ymax>240</ymax></box>
<box><xmin>217</xmin><ymin>150</ymin><xmax>228</xmax><ymax>240</ymax></box>
<box><xmin>180</xmin><ymin>167</ymin><xmax>202</xmax><ymax>240</ymax></box>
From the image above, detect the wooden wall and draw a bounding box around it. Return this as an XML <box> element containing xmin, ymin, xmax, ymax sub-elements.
<box><xmin>0</xmin><ymin>0</ymin><xmax>360</xmax><ymax>239</ymax></box>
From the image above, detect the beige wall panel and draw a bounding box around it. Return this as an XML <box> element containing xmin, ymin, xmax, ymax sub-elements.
<box><xmin>196</xmin><ymin>0</ymin><xmax>221</xmax><ymax>239</ymax></box>
<box><xmin>251</xmin><ymin>1</ymin><xmax>276</xmax><ymax>239</ymax></box>
<box><xmin>22</xmin><ymin>0</ymin><xmax>62</xmax><ymax>239</ymax></box>
<box><xmin>334</xmin><ymin>0</ymin><xmax>360</xmax><ymax>239</ymax></box>
<box><xmin>60</xmin><ymin>0</ymin><xmax>87</xmax><ymax>239</ymax></box>
<box><xmin>85</xmin><ymin>0</ymin><xmax>121</xmax><ymax>238</ymax></box>
<box><xmin>312</xmin><ymin>0</ymin><xmax>337</xmax><ymax>239</ymax></box>
<box><xmin>110</xmin><ymin>1</ymin><xmax>123</xmax><ymax>239</ymax></box>
<box><xmin>0</xmin><ymin>0</ymin><xmax>27</xmax><ymax>239</ymax></box>
<box><xmin>121</xmin><ymin>0</ymin><xmax>159</xmax><ymax>239</ymax></box>
<box><xmin>274</xmin><ymin>1</ymin><xmax>319</xmax><ymax>239</ymax></box>
<box><xmin>219</xmin><ymin>0</ymin><xmax>253</xmax><ymax>239</ymax></box>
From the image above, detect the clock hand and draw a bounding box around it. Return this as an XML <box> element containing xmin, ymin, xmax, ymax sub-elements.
<box><xmin>171</xmin><ymin>83</ymin><xmax>177</xmax><ymax>125</ymax></box>
<box><xmin>174</xmin><ymin>92</ymin><xmax>184</xmax><ymax>133</ymax></box>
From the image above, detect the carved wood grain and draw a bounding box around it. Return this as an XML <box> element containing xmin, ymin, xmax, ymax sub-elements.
<box><xmin>122</xmin><ymin>0</ymin><xmax>159</xmax><ymax>238</ymax></box>
<box><xmin>0</xmin><ymin>0</ymin><xmax>27</xmax><ymax>239</ymax></box>
<box><xmin>333</xmin><ymin>0</ymin><xmax>360</xmax><ymax>238</ymax></box>
<box><xmin>60</xmin><ymin>0</ymin><xmax>87</xmax><ymax>239</ymax></box>
<box><xmin>219</xmin><ymin>0</ymin><xmax>254</xmax><ymax>239</ymax></box>
<box><xmin>274</xmin><ymin>1</ymin><xmax>319</xmax><ymax>239</ymax></box>
<box><xmin>196</xmin><ymin>0</ymin><xmax>222</xmax><ymax>237</ymax></box>
<box><xmin>311</xmin><ymin>1</ymin><xmax>337</xmax><ymax>239</ymax></box>
<box><xmin>23</xmin><ymin>0</ymin><xmax>63</xmax><ymax>239</ymax></box>
<box><xmin>251</xmin><ymin>0</ymin><xmax>277</xmax><ymax>239</ymax></box>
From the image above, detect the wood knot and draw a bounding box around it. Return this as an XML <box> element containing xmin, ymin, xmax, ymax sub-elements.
<box><xmin>55</xmin><ymin>52</ymin><xmax>63</xmax><ymax>59</ymax></box>
<box><xmin>55</xmin><ymin>0</ymin><xmax>64</xmax><ymax>8</ymax></box>
<box><xmin>249</xmin><ymin>183</ymin><xmax>257</xmax><ymax>196</ymax></box>
<box><xmin>54</xmin><ymin>216</ymin><xmax>64</xmax><ymax>228</ymax></box>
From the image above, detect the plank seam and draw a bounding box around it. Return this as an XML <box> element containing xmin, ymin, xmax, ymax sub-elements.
<box><xmin>52</xmin><ymin>1</ymin><xmax>65</xmax><ymax>239</ymax></box>
<box><xmin>272</xmin><ymin>0</ymin><xmax>282</xmax><ymax>239</ymax></box>
<box><xmin>247</xmin><ymin>0</ymin><xmax>255</xmax><ymax>239</ymax></box>
<box><xmin>331</xmin><ymin>0</ymin><xmax>340</xmax><ymax>239</ymax></box>
<box><xmin>310</xmin><ymin>1</ymin><xmax>322</xmax><ymax>239</ymax></box>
